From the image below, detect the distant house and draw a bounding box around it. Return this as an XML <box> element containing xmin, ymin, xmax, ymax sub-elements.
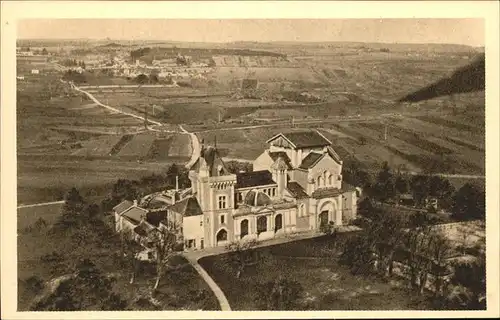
<box><xmin>399</xmin><ymin>194</ymin><xmax>415</xmax><ymax>207</ymax></box>
<box><xmin>31</xmin><ymin>69</ymin><xmax>40</xmax><ymax>75</ymax></box>
<box><xmin>16</xmin><ymin>75</ymin><xmax>25</xmax><ymax>80</ymax></box>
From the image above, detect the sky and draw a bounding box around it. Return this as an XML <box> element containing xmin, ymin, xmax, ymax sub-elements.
<box><xmin>17</xmin><ymin>19</ymin><xmax>485</xmax><ymax>47</ymax></box>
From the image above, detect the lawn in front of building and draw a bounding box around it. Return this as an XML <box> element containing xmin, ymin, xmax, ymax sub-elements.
<box><xmin>199</xmin><ymin>234</ymin><xmax>431</xmax><ymax>310</ymax></box>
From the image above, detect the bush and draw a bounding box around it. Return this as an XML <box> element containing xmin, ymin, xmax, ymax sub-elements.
<box><xmin>24</xmin><ymin>275</ymin><xmax>45</xmax><ymax>294</ymax></box>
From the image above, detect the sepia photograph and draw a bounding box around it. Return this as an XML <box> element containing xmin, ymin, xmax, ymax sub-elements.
<box><xmin>1</xmin><ymin>1</ymin><xmax>499</xmax><ymax>319</ymax></box>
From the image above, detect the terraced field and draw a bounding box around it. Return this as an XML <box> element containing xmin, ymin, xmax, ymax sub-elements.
<box><xmin>116</xmin><ymin>133</ymin><xmax>157</xmax><ymax>157</ymax></box>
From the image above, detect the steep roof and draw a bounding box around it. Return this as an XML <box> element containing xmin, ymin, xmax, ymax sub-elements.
<box><xmin>326</xmin><ymin>146</ymin><xmax>343</xmax><ymax>164</ymax></box>
<box><xmin>286</xmin><ymin>182</ymin><xmax>309</xmax><ymax>199</ymax></box>
<box><xmin>133</xmin><ymin>220</ymin><xmax>156</xmax><ymax>237</ymax></box>
<box><xmin>299</xmin><ymin>152</ymin><xmax>325</xmax><ymax>169</ymax></box>
<box><xmin>169</xmin><ymin>196</ymin><xmax>203</xmax><ymax>217</ymax></box>
<box><xmin>121</xmin><ymin>206</ymin><xmax>148</xmax><ymax>224</ymax></box>
<box><xmin>236</xmin><ymin>170</ymin><xmax>276</xmax><ymax>189</ymax></box>
<box><xmin>190</xmin><ymin>145</ymin><xmax>230</xmax><ymax>177</ymax></box>
<box><xmin>113</xmin><ymin>200</ymin><xmax>133</xmax><ymax>214</ymax></box>
<box><xmin>268</xmin><ymin>151</ymin><xmax>293</xmax><ymax>170</ymax></box>
<box><xmin>266</xmin><ymin>130</ymin><xmax>332</xmax><ymax>149</ymax></box>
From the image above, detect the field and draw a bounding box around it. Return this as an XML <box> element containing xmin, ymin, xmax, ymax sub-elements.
<box><xmin>17</xmin><ymin>156</ymin><xmax>174</xmax><ymax>205</ymax></box>
<box><xmin>199</xmin><ymin>234</ymin><xmax>431</xmax><ymax>310</ymax></box>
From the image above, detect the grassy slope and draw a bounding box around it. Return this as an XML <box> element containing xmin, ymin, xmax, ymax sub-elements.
<box><xmin>199</xmin><ymin>235</ymin><xmax>429</xmax><ymax>310</ymax></box>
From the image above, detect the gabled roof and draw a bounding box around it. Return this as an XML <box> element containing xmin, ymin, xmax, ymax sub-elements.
<box><xmin>133</xmin><ymin>220</ymin><xmax>157</xmax><ymax>237</ymax></box>
<box><xmin>299</xmin><ymin>152</ymin><xmax>325</xmax><ymax>169</ymax></box>
<box><xmin>326</xmin><ymin>146</ymin><xmax>343</xmax><ymax>164</ymax></box>
<box><xmin>169</xmin><ymin>196</ymin><xmax>203</xmax><ymax>217</ymax></box>
<box><xmin>121</xmin><ymin>206</ymin><xmax>148</xmax><ymax>224</ymax></box>
<box><xmin>266</xmin><ymin>130</ymin><xmax>332</xmax><ymax>149</ymax></box>
<box><xmin>236</xmin><ymin>170</ymin><xmax>276</xmax><ymax>189</ymax></box>
<box><xmin>113</xmin><ymin>200</ymin><xmax>133</xmax><ymax>214</ymax></box>
<box><xmin>286</xmin><ymin>182</ymin><xmax>309</xmax><ymax>199</ymax></box>
<box><xmin>268</xmin><ymin>151</ymin><xmax>293</xmax><ymax>170</ymax></box>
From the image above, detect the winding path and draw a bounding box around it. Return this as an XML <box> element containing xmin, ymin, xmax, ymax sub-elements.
<box><xmin>17</xmin><ymin>200</ymin><xmax>65</xmax><ymax>209</ymax></box>
<box><xmin>68</xmin><ymin>81</ymin><xmax>163</xmax><ymax>126</ymax></box>
<box><xmin>183</xmin><ymin>254</ymin><xmax>231</xmax><ymax>311</ymax></box>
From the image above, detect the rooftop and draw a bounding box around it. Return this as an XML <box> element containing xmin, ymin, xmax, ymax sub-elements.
<box><xmin>236</xmin><ymin>170</ymin><xmax>276</xmax><ymax>189</ymax></box>
<box><xmin>121</xmin><ymin>206</ymin><xmax>149</xmax><ymax>225</ymax></box>
<box><xmin>269</xmin><ymin>151</ymin><xmax>293</xmax><ymax>170</ymax></box>
<box><xmin>299</xmin><ymin>152</ymin><xmax>325</xmax><ymax>169</ymax></box>
<box><xmin>286</xmin><ymin>182</ymin><xmax>309</xmax><ymax>199</ymax></box>
<box><xmin>267</xmin><ymin>130</ymin><xmax>332</xmax><ymax>149</ymax></box>
<box><xmin>113</xmin><ymin>200</ymin><xmax>133</xmax><ymax>214</ymax></box>
<box><xmin>169</xmin><ymin>196</ymin><xmax>203</xmax><ymax>217</ymax></box>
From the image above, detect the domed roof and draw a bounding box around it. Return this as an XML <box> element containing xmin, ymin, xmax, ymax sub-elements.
<box><xmin>244</xmin><ymin>189</ymin><xmax>272</xmax><ymax>207</ymax></box>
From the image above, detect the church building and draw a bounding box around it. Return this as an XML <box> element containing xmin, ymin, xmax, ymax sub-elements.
<box><xmin>114</xmin><ymin>130</ymin><xmax>358</xmax><ymax>252</ymax></box>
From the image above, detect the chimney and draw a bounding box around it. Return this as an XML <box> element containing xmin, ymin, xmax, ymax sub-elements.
<box><xmin>133</xmin><ymin>199</ymin><xmax>138</xmax><ymax>207</ymax></box>
<box><xmin>175</xmin><ymin>175</ymin><xmax>179</xmax><ymax>191</ymax></box>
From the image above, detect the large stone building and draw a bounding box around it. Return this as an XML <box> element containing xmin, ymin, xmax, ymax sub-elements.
<box><xmin>114</xmin><ymin>130</ymin><xmax>358</xmax><ymax>252</ymax></box>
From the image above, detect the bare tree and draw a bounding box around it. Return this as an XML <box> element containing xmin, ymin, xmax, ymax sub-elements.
<box><xmin>149</xmin><ymin>222</ymin><xmax>180</xmax><ymax>290</ymax></box>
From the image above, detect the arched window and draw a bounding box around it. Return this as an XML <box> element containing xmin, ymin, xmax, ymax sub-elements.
<box><xmin>328</xmin><ymin>174</ymin><xmax>333</xmax><ymax>186</ymax></box>
<box><xmin>299</xmin><ymin>203</ymin><xmax>305</xmax><ymax>217</ymax></box>
<box><xmin>274</xmin><ymin>214</ymin><xmax>283</xmax><ymax>232</ymax></box>
<box><xmin>317</xmin><ymin>176</ymin><xmax>321</xmax><ymax>187</ymax></box>
<box><xmin>319</xmin><ymin>176</ymin><xmax>324</xmax><ymax>187</ymax></box>
<box><xmin>240</xmin><ymin>219</ymin><xmax>249</xmax><ymax>238</ymax></box>
<box><xmin>257</xmin><ymin>216</ymin><xmax>267</xmax><ymax>234</ymax></box>
<box><xmin>216</xmin><ymin>229</ymin><xmax>227</xmax><ymax>243</ymax></box>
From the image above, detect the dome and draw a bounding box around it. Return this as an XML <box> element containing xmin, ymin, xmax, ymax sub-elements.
<box><xmin>244</xmin><ymin>189</ymin><xmax>272</xmax><ymax>207</ymax></box>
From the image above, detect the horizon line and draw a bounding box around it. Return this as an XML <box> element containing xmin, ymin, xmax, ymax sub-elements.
<box><xmin>16</xmin><ymin>38</ymin><xmax>485</xmax><ymax>48</ymax></box>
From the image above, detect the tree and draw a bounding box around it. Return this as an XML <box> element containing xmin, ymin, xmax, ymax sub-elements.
<box><xmin>372</xmin><ymin>161</ymin><xmax>395</xmax><ymax>203</ymax></box>
<box><xmin>254</xmin><ymin>276</ymin><xmax>303</xmax><ymax>310</ymax></box>
<box><xmin>135</xmin><ymin>74</ymin><xmax>149</xmax><ymax>84</ymax></box>
<box><xmin>150</xmin><ymin>223</ymin><xmax>180</xmax><ymax>290</ymax></box>
<box><xmin>358</xmin><ymin>136</ymin><xmax>367</xmax><ymax>145</ymax></box>
<box><xmin>224</xmin><ymin>239</ymin><xmax>259</xmax><ymax>278</ymax></box>
<box><xmin>122</xmin><ymin>238</ymin><xmax>143</xmax><ymax>284</ymax></box>
<box><xmin>32</xmin><ymin>259</ymin><xmax>127</xmax><ymax>311</ymax></box>
<box><xmin>58</xmin><ymin>188</ymin><xmax>86</xmax><ymax>227</ymax></box>
<box><xmin>394</xmin><ymin>174</ymin><xmax>409</xmax><ymax>195</ymax></box>
<box><xmin>409</xmin><ymin>174</ymin><xmax>430</xmax><ymax>207</ymax></box>
<box><xmin>428</xmin><ymin>176</ymin><xmax>455</xmax><ymax>210</ymax></box>
<box><xmin>41</xmin><ymin>48</ymin><xmax>48</xmax><ymax>55</ymax></box>
<box><xmin>356</xmin><ymin>197</ymin><xmax>375</xmax><ymax>218</ymax></box>
<box><xmin>449</xmin><ymin>256</ymin><xmax>486</xmax><ymax>309</ymax></box>
<box><xmin>452</xmin><ymin>183</ymin><xmax>485</xmax><ymax>221</ymax></box>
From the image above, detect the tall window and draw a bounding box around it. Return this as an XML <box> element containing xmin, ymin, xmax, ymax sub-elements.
<box><xmin>328</xmin><ymin>174</ymin><xmax>333</xmax><ymax>186</ymax></box>
<box><xmin>220</xmin><ymin>214</ymin><xmax>225</xmax><ymax>224</ymax></box>
<box><xmin>218</xmin><ymin>195</ymin><xmax>227</xmax><ymax>209</ymax></box>
<box><xmin>272</xmin><ymin>188</ymin><xmax>276</xmax><ymax>197</ymax></box>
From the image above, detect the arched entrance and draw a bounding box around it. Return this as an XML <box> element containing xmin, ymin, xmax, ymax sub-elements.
<box><xmin>318</xmin><ymin>201</ymin><xmax>336</xmax><ymax>229</ymax></box>
<box><xmin>319</xmin><ymin>211</ymin><xmax>329</xmax><ymax>229</ymax></box>
<box><xmin>257</xmin><ymin>216</ymin><xmax>267</xmax><ymax>235</ymax></box>
<box><xmin>274</xmin><ymin>214</ymin><xmax>283</xmax><ymax>232</ymax></box>
<box><xmin>216</xmin><ymin>228</ymin><xmax>228</xmax><ymax>245</ymax></box>
<box><xmin>240</xmin><ymin>219</ymin><xmax>249</xmax><ymax>239</ymax></box>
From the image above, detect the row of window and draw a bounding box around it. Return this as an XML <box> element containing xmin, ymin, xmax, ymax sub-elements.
<box><xmin>315</xmin><ymin>171</ymin><xmax>341</xmax><ymax>188</ymax></box>
<box><xmin>263</xmin><ymin>188</ymin><xmax>276</xmax><ymax>197</ymax></box>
